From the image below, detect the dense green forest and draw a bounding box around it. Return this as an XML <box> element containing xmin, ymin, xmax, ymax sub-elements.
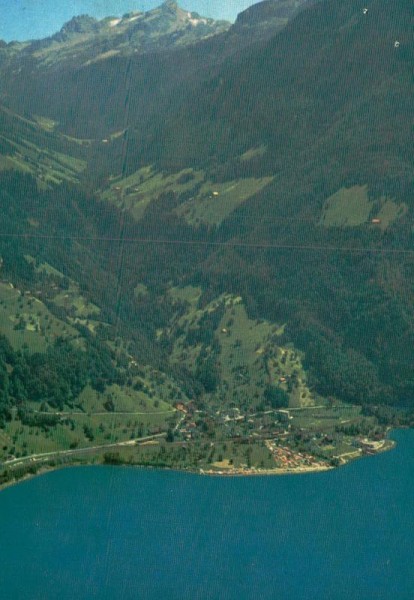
<box><xmin>0</xmin><ymin>334</ymin><xmax>122</xmax><ymax>423</ymax></box>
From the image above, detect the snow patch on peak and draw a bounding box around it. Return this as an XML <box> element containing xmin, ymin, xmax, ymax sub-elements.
<box><xmin>189</xmin><ymin>17</ymin><xmax>207</xmax><ymax>26</ymax></box>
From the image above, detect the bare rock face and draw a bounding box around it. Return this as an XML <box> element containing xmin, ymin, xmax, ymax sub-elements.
<box><xmin>57</xmin><ymin>15</ymin><xmax>99</xmax><ymax>36</ymax></box>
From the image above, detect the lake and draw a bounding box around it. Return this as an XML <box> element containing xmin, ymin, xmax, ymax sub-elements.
<box><xmin>1</xmin><ymin>430</ymin><xmax>413</xmax><ymax>599</ymax></box>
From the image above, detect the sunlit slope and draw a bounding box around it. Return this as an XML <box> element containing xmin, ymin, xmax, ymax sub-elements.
<box><xmin>100</xmin><ymin>165</ymin><xmax>273</xmax><ymax>225</ymax></box>
<box><xmin>164</xmin><ymin>286</ymin><xmax>316</xmax><ymax>412</ymax></box>
<box><xmin>0</xmin><ymin>105</ymin><xmax>86</xmax><ymax>185</ymax></box>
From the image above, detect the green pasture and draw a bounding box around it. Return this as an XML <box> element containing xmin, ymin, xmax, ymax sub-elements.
<box><xmin>77</xmin><ymin>383</ymin><xmax>173</xmax><ymax>415</ymax></box>
<box><xmin>320</xmin><ymin>185</ymin><xmax>406</xmax><ymax>230</ymax></box>
<box><xmin>99</xmin><ymin>437</ymin><xmax>276</xmax><ymax>471</ymax></box>
<box><xmin>33</xmin><ymin>115</ymin><xmax>57</xmax><ymax>131</ymax></box>
<box><xmin>266</xmin><ymin>346</ymin><xmax>314</xmax><ymax>408</ymax></box>
<box><xmin>0</xmin><ymin>282</ymin><xmax>77</xmax><ymax>352</ymax></box>
<box><xmin>0</xmin><ymin>125</ymin><xmax>86</xmax><ymax>185</ymax></box>
<box><xmin>375</xmin><ymin>198</ymin><xmax>407</xmax><ymax>230</ymax></box>
<box><xmin>1</xmin><ymin>394</ymin><xmax>176</xmax><ymax>461</ymax></box>
<box><xmin>100</xmin><ymin>165</ymin><xmax>273</xmax><ymax>226</ymax></box>
<box><xmin>101</xmin><ymin>166</ymin><xmax>205</xmax><ymax>220</ymax></box>
<box><xmin>176</xmin><ymin>176</ymin><xmax>273</xmax><ymax>226</ymax></box>
<box><xmin>169</xmin><ymin>285</ymin><xmax>202</xmax><ymax>306</ymax></box>
<box><xmin>289</xmin><ymin>404</ymin><xmax>364</xmax><ymax>432</ymax></box>
<box><xmin>168</xmin><ymin>290</ymin><xmax>283</xmax><ymax>411</ymax></box>
<box><xmin>240</xmin><ymin>146</ymin><xmax>267</xmax><ymax>162</ymax></box>
<box><xmin>53</xmin><ymin>286</ymin><xmax>100</xmax><ymax>318</ymax></box>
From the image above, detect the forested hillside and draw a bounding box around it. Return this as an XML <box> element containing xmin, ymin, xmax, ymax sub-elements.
<box><xmin>0</xmin><ymin>0</ymin><xmax>413</xmax><ymax>479</ymax></box>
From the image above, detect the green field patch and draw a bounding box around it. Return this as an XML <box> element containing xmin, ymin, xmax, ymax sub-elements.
<box><xmin>3</xmin><ymin>420</ymin><xmax>77</xmax><ymax>456</ymax></box>
<box><xmin>97</xmin><ymin>383</ymin><xmax>173</xmax><ymax>414</ymax></box>
<box><xmin>84</xmin><ymin>49</ymin><xmax>121</xmax><ymax>66</ymax></box>
<box><xmin>62</xmin><ymin>134</ymin><xmax>93</xmax><ymax>146</ymax></box>
<box><xmin>240</xmin><ymin>145</ymin><xmax>267</xmax><ymax>161</ymax></box>
<box><xmin>134</xmin><ymin>283</ymin><xmax>149</xmax><ymax>298</ymax></box>
<box><xmin>289</xmin><ymin>404</ymin><xmax>364</xmax><ymax>432</ymax></box>
<box><xmin>76</xmin><ymin>384</ymin><xmax>173</xmax><ymax>415</ymax></box>
<box><xmin>169</xmin><ymin>285</ymin><xmax>202</xmax><ymax>306</ymax></box>
<box><xmin>0</xmin><ymin>282</ymin><xmax>77</xmax><ymax>351</ymax></box>
<box><xmin>267</xmin><ymin>347</ymin><xmax>314</xmax><ymax>408</ymax></box>
<box><xmin>52</xmin><ymin>287</ymin><xmax>100</xmax><ymax>318</ymax></box>
<box><xmin>1</xmin><ymin>412</ymin><xmax>168</xmax><ymax>460</ymax></box>
<box><xmin>0</xmin><ymin>134</ymin><xmax>86</xmax><ymax>185</ymax></box>
<box><xmin>33</xmin><ymin>115</ymin><xmax>58</xmax><ymax>131</ymax></box>
<box><xmin>96</xmin><ymin>437</ymin><xmax>276</xmax><ymax>472</ymax></box>
<box><xmin>100</xmin><ymin>166</ymin><xmax>205</xmax><ymax>220</ymax></box>
<box><xmin>31</xmin><ymin>260</ymin><xmax>101</xmax><ymax>320</ymax></box>
<box><xmin>319</xmin><ymin>185</ymin><xmax>372</xmax><ymax>227</ymax></box>
<box><xmin>164</xmin><ymin>288</ymin><xmax>315</xmax><ymax>413</ymax></box>
<box><xmin>320</xmin><ymin>186</ymin><xmax>407</xmax><ymax>230</ymax></box>
<box><xmin>109</xmin><ymin>129</ymin><xmax>127</xmax><ymax>140</ymax></box>
<box><xmin>373</xmin><ymin>199</ymin><xmax>407</xmax><ymax>230</ymax></box>
<box><xmin>217</xmin><ymin>300</ymin><xmax>272</xmax><ymax>385</ymax></box>
<box><xmin>167</xmin><ymin>291</ymin><xmax>286</xmax><ymax>412</ymax></box>
<box><xmin>76</xmin><ymin>385</ymin><xmax>104</xmax><ymax>413</ymax></box>
<box><xmin>176</xmin><ymin>177</ymin><xmax>273</xmax><ymax>226</ymax></box>
<box><xmin>100</xmin><ymin>167</ymin><xmax>272</xmax><ymax>227</ymax></box>
<box><xmin>68</xmin><ymin>411</ymin><xmax>171</xmax><ymax>444</ymax></box>
<box><xmin>0</xmin><ymin>151</ymin><xmax>33</xmax><ymax>174</ymax></box>
<box><xmin>47</xmin><ymin>148</ymin><xmax>85</xmax><ymax>173</ymax></box>
<box><xmin>35</xmin><ymin>261</ymin><xmax>65</xmax><ymax>278</ymax></box>
<box><xmin>68</xmin><ymin>318</ymin><xmax>102</xmax><ymax>333</ymax></box>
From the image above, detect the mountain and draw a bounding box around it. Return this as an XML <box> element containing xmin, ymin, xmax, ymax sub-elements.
<box><xmin>0</xmin><ymin>0</ymin><xmax>413</xmax><ymax>480</ymax></box>
<box><xmin>0</xmin><ymin>1</ymin><xmax>311</xmax><ymax>134</ymax></box>
<box><xmin>0</xmin><ymin>1</ymin><xmax>230</xmax><ymax>72</ymax></box>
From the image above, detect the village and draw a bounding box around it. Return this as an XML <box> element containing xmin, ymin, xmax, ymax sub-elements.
<box><xmin>170</xmin><ymin>398</ymin><xmax>393</xmax><ymax>475</ymax></box>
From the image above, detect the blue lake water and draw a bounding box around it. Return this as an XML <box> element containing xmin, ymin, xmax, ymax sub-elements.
<box><xmin>1</xmin><ymin>430</ymin><xmax>413</xmax><ymax>600</ymax></box>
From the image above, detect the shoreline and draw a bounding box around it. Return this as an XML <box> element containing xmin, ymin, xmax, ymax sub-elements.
<box><xmin>199</xmin><ymin>464</ymin><xmax>334</xmax><ymax>477</ymax></box>
<box><xmin>0</xmin><ymin>462</ymin><xmax>334</xmax><ymax>492</ymax></box>
<box><xmin>0</xmin><ymin>436</ymin><xmax>397</xmax><ymax>492</ymax></box>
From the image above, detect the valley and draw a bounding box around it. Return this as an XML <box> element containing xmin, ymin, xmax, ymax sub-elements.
<box><xmin>0</xmin><ymin>0</ymin><xmax>413</xmax><ymax>487</ymax></box>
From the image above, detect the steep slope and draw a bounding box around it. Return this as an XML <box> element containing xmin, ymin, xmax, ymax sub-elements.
<box><xmin>95</xmin><ymin>0</ymin><xmax>414</xmax><ymax>407</ymax></box>
<box><xmin>141</xmin><ymin>0</ymin><xmax>413</xmax><ymax>173</ymax></box>
<box><xmin>0</xmin><ymin>1</ymin><xmax>311</xmax><ymax>141</ymax></box>
<box><xmin>0</xmin><ymin>0</ymin><xmax>413</xmax><ymax>411</ymax></box>
<box><xmin>0</xmin><ymin>104</ymin><xmax>87</xmax><ymax>185</ymax></box>
<box><xmin>232</xmin><ymin>0</ymin><xmax>312</xmax><ymax>37</ymax></box>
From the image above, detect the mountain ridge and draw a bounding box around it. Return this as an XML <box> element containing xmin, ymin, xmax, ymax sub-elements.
<box><xmin>0</xmin><ymin>1</ymin><xmax>230</xmax><ymax>70</ymax></box>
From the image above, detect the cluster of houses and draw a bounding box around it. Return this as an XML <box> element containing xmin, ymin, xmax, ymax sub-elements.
<box><xmin>174</xmin><ymin>401</ymin><xmax>199</xmax><ymax>440</ymax></box>
<box><xmin>352</xmin><ymin>437</ymin><xmax>386</xmax><ymax>454</ymax></box>
<box><xmin>265</xmin><ymin>440</ymin><xmax>330</xmax><ymax>471</ymax></box>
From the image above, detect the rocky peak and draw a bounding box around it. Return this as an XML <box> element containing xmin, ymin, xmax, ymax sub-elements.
<box><xmin>59</xmin><ymin>15</ymin><xmax>99</xmax><ymax>35</ymax></box>
<box><xmin>2</xmin><ymin>2</ymin><xmax>230</xmax><ymax>70</ymax></box>
<box><xmin>160</xmin><ymin>0</ymin><xmax>179</xmax><ymax>12</ymax></box>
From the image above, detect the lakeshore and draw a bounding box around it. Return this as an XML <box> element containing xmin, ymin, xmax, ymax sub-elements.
<box><xmin>1</xmin><ymin>429</ymin><xmax>413</xmax><ymax>600</ymax></box>
<box><xmin>0</xmin><ymin>432</ymin><xmax>396</xmax><ymax>492</ymax></box>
